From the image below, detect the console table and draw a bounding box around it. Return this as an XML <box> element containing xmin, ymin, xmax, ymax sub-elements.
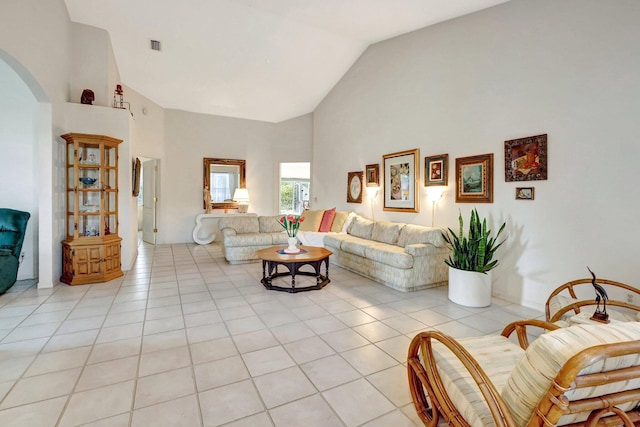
<box><xmin>192</xmin><ymin>212</ymin><xmax>257</xmax><ymax>245</ymax></box>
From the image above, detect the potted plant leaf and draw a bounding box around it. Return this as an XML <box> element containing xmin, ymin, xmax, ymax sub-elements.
<box><xmin>441</xmin><ymin>209</ymin><xmax>506</xmax><ymax>307</ymax></box>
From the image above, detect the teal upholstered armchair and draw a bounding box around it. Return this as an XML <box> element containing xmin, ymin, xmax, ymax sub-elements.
<box><xmin>0</xmin><ymin>208</ymin><xmax>30</xmax><ymax>294</ymax></box>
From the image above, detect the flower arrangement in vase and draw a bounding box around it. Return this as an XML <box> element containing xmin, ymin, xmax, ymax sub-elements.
<box><xmin>278</xmin><ymin>215</ymin><xmax>305</xmax><ymax>253</ymax></box>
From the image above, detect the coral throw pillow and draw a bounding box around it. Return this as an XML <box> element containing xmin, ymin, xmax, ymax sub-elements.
<box><xmin>318</xmin><ymin>208</ymin><xmax>336</xmax><ymax>232</ymax></box>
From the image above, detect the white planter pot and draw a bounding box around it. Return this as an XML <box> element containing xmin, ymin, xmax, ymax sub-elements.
<box><xmin>448</xmin><ymin>267</ymin><xmax>492</xmax><ymax>308</ymax></box>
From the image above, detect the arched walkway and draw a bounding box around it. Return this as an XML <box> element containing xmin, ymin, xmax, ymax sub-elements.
<box><xmin>0</xmin><ymin>50</ymin><xmax>54</xmax><ymax>288</ymax></box>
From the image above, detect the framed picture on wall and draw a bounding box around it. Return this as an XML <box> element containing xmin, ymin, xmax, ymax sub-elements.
<box><xmin>424</xmin><ymin>154</ymin><xmax>448</xmax><ymax>186</ymax></box>
<box><xmin>347</xmin><ymin>171</ymin><xmax>363</xmax><ymax>203</ymax></box>
<box><xmin>383</xmin><ymin>148</ymin><xmax>420</xmax><ymax>212</ymax></box>
<box><xmin>132</xmin><ymin>157</ymin><xmax>141</xmax><ymax>197</ymax></box>
<box><xmin>516</xmin><ymin>187</ymin><xmax>535</xmax><ymax>200</ymax></box>
<box><xmin>455</xmin><ymin>153</ymin><xmax>494</xmax><ymax>203</ymax></box>
<box><xmin>365</xmin><ymin>164</ymin><xmax>379</xmax><ymax>187</ymax></box>
<box><xmin>505</xmin><ymin>134</ymin><xmax>548</xmax><ymax>182</ymax></box>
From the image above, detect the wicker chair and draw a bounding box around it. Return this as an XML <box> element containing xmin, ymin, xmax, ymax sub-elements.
<box><xmin>546</xmin><ymin>278</ymin><xmax>640</xmax><ymax>324</ymax></box>
<box><xmin>408</xmin><ymin>320</ymin><xmax>640</xmax><ymax>426</ymax></box>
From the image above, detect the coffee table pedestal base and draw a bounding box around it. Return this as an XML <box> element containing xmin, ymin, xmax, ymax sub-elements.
<box><xmin>261</xmin><ymin>258</ymin><xmax>330</xmax><ymax>293</ymax></box>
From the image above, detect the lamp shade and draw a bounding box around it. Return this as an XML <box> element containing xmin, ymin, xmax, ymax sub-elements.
<box><xmin>233</xmin><ymin>188</ymin><xmax>250</xmax><ymax>203</ymax></box>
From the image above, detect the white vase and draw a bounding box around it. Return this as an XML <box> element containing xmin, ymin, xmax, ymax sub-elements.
<box><xmin>284</xmin><ymin>236</ymin><xmax>300</xmax><ymax>254</ymax></box>
<box><xmin>448</xmin><ymin>267</ymin><xmax>492</xmax><ymax>307</ymax></box>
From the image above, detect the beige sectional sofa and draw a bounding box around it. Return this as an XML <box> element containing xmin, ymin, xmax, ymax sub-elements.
<box><xmin>219</xmin><ymin>215</ymin><xmax>289</xmax><ymax>264</ymax></box>
<box><xmin>219</xmin><ymin>213</ymin><xmax>449</xmax><ymax>292</ymax></box>
<box><xmin>324</xmin><ymin>214</ymin><xmax>449</xmax><ymax>292</ymax></box>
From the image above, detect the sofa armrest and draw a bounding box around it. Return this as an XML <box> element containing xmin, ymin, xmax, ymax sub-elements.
<box><xmin>221</xmin><ymin>228</ymin><xmax>237</xmax><ymax>237</ymax></box>
<box><xmin>404</xmin><ymin>243</ymin><xmax>429</xmax><ymax>256</ymax></box>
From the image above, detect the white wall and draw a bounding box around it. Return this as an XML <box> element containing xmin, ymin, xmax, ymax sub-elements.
<box><xmin>313</xmin><ymin>0</ymin><xmax>640</xmax><ymax>309</ymax></box>
<box><xmin>0</xmin><ymin>0</ymin><xmax>71</xmax><ymax>287</ymax></box>
<box><xmin>0</xmin><ymin>60</ymin><xmax>38</xmax><ymax>279</ymax></box>
<box><xmin>160</xmin><ymin>111</ymin><xmax>312</xmax><ymax>243</ymax></box>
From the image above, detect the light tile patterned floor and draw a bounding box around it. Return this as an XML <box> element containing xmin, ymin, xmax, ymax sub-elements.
<box><xmin>0</xmin><ymin>242</ymin><xmax>542</xmax><ymax>426</ymax></box>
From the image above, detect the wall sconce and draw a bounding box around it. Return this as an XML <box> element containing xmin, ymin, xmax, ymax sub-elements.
<box><xmin>426</xmin><ymin>187</ymin><xmax>445</xmax><ymax>227</ymax></box>
<box><xmin>366</xmin><ymin>187</ymin><xmax>380</xmax><ymax>220</ymax></box>
<box><xmin>233</xmin><ymin>188</ymin><xmax>250</xmax><ymax>213</ymax></box>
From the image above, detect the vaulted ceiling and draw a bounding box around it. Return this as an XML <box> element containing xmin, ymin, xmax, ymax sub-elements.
<box><xmin>64</xmin><ymin>0</ymin><xmax>509</xmax><ymax>123</ymax></box>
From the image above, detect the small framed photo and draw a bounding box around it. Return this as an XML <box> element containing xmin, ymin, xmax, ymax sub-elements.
<box><xmin>383</xmin><ymin>148</ymin><xmax>420</xmax><ymax>212</ymax></box>
<box><xmin>516</xmin><ymin>187</ymin><xmax>535</xmax><ymax>200</ymax></box>
<box><xmin>347</xmin><ymin>171</ymin><xmax>363</xmax><ymax>203</ymax></box>
<box><xmin>455</xmin><ymin>153</ymin><xmax>494</xmax><ymax>203</ymax></box>
<box><xmin>365</xmin><ymin>164</ymin><xmax>379</xmax><ymax>187</ymax></box>
<box><xmin>424</xmin><ymin>154</ymin><xmax>448</xmax><ymax>186</ymax></box>
<box><xmin>505</xmin><ymin>134</ymin><xmax>548</xmax><ymax>182</ymax></box>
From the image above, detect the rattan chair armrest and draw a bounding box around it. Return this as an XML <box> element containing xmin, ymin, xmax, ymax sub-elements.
<box><xmin>500</xmin><ymin>319</ymin><xmax>560</xmax><ymax>349</ymax></box>
<box><xmin>408</xmin><ymin>331</ymin><xmax>518</xmax><ymax>427</ymax></box>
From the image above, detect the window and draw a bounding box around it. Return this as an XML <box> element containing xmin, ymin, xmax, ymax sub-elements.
<box><xmin>211</xmin><ymin>172</ymin><xmax>232</xmax><ymax>202</ymax></box>
<box><xmin>279</xmin><ymin>162</ymin><xmax>310</xmax><ymax>214</ymax></box>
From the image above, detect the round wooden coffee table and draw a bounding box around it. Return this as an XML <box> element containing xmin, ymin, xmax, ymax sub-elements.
<box><xmin>256</xmin><ymin>246</ymin><xmax>332</xmax><ymax>293</ymax></box>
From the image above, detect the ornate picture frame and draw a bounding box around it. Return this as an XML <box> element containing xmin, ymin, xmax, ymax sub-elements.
<box><xmin>516</xmin><ymin>187</ymin><xmax>535</xmax><ymax>200</ymax></box>
<box><xmin>347</xmin><ymin>171</ymin><xmax>363</xmax><ymax>203</ymax></box>
<box><xmin>383</xmin><ymin>148</ymin><xmax>420</xmax><ymax>212</ymax></box>
<box><xmin>132</xmin><ymin>157</ymin><xmax>141</xmax><ymax>197</ymax></box>
<box><xmin>424</xmin><ymin>154</ymin><xmax>448</xmax><ymax>186</ymax></box>
<box><xmin>455</xmin><ymin>153</ymin><xmax>494</xmax><ymax>203</ymax></box>
<box><xmin>505</xmin><ymin>134</ymin><xmax>548</xmax><ymax>182</ymax></box>
<box><xmin>365</xmin><ymin>164</ymin><xmax>379</xmax><ymax>187</ymax></box>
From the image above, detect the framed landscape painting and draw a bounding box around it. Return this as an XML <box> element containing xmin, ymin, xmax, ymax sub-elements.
<box><xmin>383</xmin><ymin>149</ymin><xmax>419</xmax><ymax>212</ymax></box>
<box><xmin>424</xmin><ymin>154</ymin><xmax>448</xmax><ymax>186</ymax></box>
<box><xmin>455</xmin><ymin>153</ymin><xmax>494</xmax><ymax>203</ymax></box>
<box><xmin>505</xmin><ymin>134</ymin><xmax>548</xmax><ymax>182</ymax></box>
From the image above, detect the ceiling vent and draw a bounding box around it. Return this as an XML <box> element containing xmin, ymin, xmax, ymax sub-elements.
<box><xmin>150</xmin><ymin>40</ymin><xmax>161</xmax><ymax>51</ymax></box>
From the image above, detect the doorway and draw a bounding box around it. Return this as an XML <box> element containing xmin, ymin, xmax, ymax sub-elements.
<box><xmin>140</xmin><ymin>158</ymin><xmax>159</xmax><ymax>245</ymax></box>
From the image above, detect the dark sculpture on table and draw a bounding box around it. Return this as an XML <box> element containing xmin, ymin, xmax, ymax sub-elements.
<box><xmin>588</xmin><ymin>266</ymin><xmax>609</xmax><ymax>323</ymax></box>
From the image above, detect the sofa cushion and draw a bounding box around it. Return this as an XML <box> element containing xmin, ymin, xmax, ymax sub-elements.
<box><xmin>318</xmin><ymin>208</ymin><xmax>336</xmax><ymax>232</ymax></box>
<box><xmin>224</xmin><ymin>233</ymin><xmax>272</xmax><ymax>247</ymax></box>
<box><xmin>371</xmin><ymin>221</ymin><xmax>404</xmax><ymax>245</ymax></box>
<box><xmin>299</xmin><ymin>210</ymin><xmax>324</xmax><ymax>231</ymax></box>
<box><xmin>271</xmin><ymin>232</ymin><xmax>289</xmax><ymax>245</ymax></box>
<box><xmin>396</xmin><ymin>224</ymin><xmax>445</xmax><ymax>247</ymax></box>
<box><xmin>331</xmin><ymin>211</ymin><xmax>351</xmax><ymax>233</ymax></box>
<box><xmin>323</xmin><ymin>233</ymin><xmax>345</xmax><ymax>249</ymax></box>
<box><xmin>219</xmin><ymin>216</ymin><xmax>259</xmax><ymax>234</ymax></box>
<box><xmin>365</xmin><ymin>245</ymin><xmax>413</xmax><ymax>269</ymax></box>
<box><xmin>502</xmin><ymin>322</ymin><xmax>640</xmax><ymax>426</ymax></box>
<box><xmin>259</xmin><ymin>215</ymin><xmax>285</xmax><ymax>233</ymax></box>
<box><xmin>348</xmin><ymin>215</ymin><xmax>374</xmax><ymax>240</ymax></box>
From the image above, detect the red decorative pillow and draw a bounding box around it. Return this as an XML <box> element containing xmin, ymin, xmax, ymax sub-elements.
<box><xmin>318</xmin><ymin>208</ymin><xmax>336</xmax><ymax>232</ymax></box>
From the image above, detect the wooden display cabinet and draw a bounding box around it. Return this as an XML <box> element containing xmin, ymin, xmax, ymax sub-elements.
<box><xmin>60</xmin><ymin>133</ymin><xmax>123</xmax><ymax>285</ymax></box>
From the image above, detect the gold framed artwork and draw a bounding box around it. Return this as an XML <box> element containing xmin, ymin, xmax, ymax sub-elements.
<box><xmin>365</xmin><ymin>164</ymin><xmax>379</xmax><ymax>187</ymax></box>
<box><xmin>505</xmin><ymin>134</ymin><xmax>548</xmax><ymax>182</ymax></box>
<box><xmin>455</xmin><ymin>153</ymin><xmax>494</xmax><ymax>203</ymax></box>
<box><xmin>424</xmin><ymin>154</ymin><xmax>448</xmax><ymax>186</ymax></box>
<box><xmin>516</xmin><ymin>187</ymin><xmax>535</xmax><ymax>200</ymax></box>
<box><xmin>132</xmin><ymin>157</ymin><xmax>141</xmax><ymax>197</ymax></box>
<box><xmin>347</xmin><ymin>171</ymin><xmax>363</xmax><ymax>203</ymax></box>
<box><xmin>383</xmin><ymin>148</ymin><xmax>420</xmax><ymax>212</ymax></box>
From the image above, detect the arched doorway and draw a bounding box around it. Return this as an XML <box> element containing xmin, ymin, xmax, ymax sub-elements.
<box><xmin>0</xmin><ymin>51</ymin><xmax>54</xmax><ymax>288</ymax></box>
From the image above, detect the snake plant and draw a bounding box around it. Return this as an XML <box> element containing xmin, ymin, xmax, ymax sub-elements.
<box><xmin>442</xmin><ymin>209</ymin><xmax>506</xmax><ymax>274</ymax></box>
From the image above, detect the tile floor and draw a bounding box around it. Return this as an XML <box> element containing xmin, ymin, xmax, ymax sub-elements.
<box><xmin>0</xmin><ymin>242</ymin><xmax>542</xmax><ymax>426</ymax></box>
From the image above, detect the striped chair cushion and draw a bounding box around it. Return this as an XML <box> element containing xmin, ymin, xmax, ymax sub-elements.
<box><xmin>431</xmin><ymin>334</ymin><xmax>525</xmax><ymax>427</ymax></box>
<box><xmin>502</xmin><ymin>322</ymin><xmax>640</xmax><ymax>426</ymax></box>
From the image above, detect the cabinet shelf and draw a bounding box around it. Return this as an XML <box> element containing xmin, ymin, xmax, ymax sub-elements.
<box><xmin>61</xmin><ymin>133</ymin><xmax>123</xmax><ymax>286</ymax></box>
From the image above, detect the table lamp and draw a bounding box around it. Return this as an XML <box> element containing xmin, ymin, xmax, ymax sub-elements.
<box><xmin>233</xmin><ymin>188</ymin><xmax>250</xmax><ymax>213</ymax></box>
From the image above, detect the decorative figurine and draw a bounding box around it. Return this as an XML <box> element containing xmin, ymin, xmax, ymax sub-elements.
<box><xmin>81</xmin><ymin>89</ymin><xmax>95</xmax><ymax>105</ymax></box>
<box><xmin>588</xmin><ymin>266</ymin><xmax>610</xmax><ymax>323</ymax></box>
